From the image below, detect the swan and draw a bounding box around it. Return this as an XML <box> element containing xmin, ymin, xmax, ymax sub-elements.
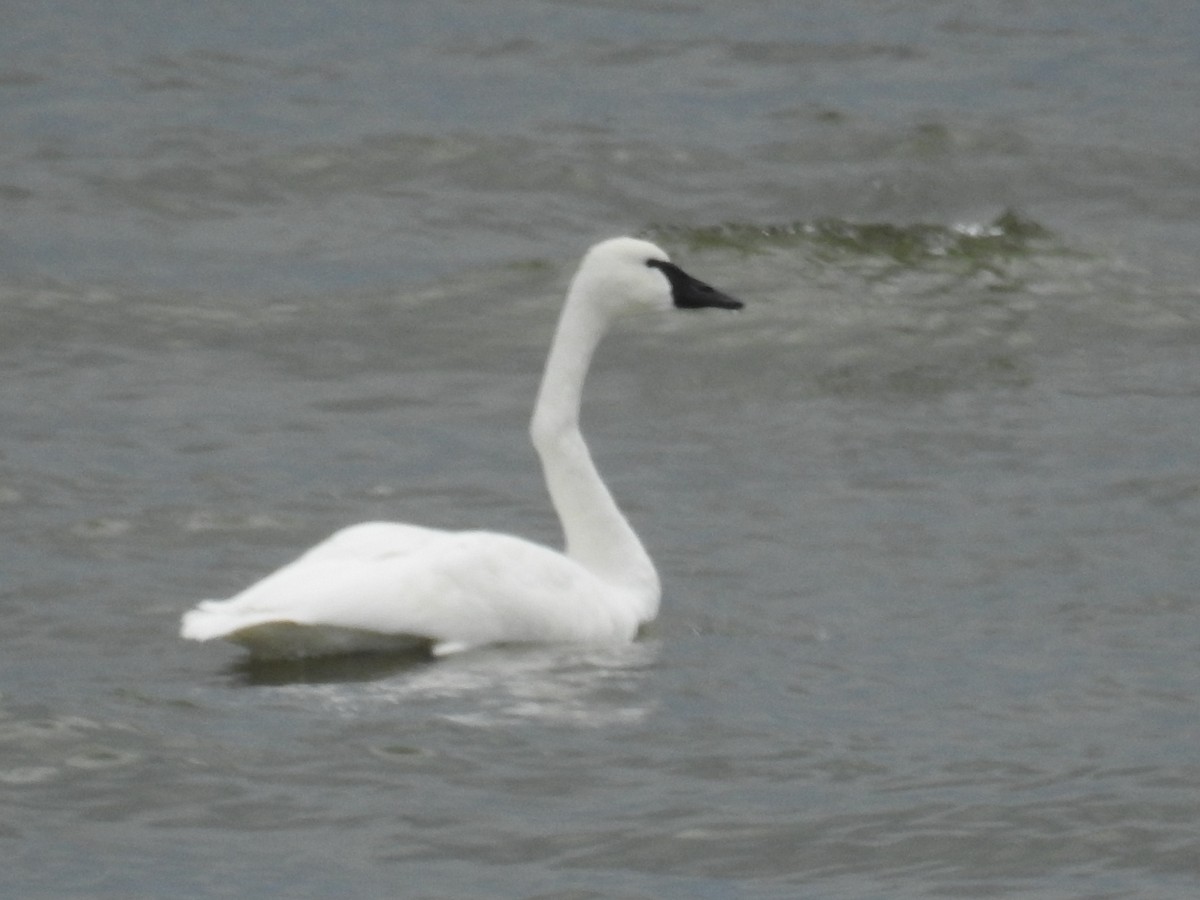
<box><xmin>180</xmin><ymin>236</ymin><xmax>743</xmax><ymax>659</ymax></box>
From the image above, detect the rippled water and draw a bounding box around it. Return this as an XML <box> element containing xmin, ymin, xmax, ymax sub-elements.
<box><xmin>3</xmin><ymin>2</ymin><xmax>1199</xmax><ymax>898</ymax></box>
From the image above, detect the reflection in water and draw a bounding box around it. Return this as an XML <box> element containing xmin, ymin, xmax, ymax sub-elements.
<box><xmin>228</xmin><ymin>645</ymin><xmax>436</xmax><ymax>687</ymax></box>
<box><xmin>258</xmin><ymin>641</ymin><xmax>661</xmax><ymax>728</ymax></box>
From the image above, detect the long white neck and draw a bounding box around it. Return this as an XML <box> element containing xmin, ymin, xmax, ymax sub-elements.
<box><xmin>528</xmin><ymin>283</ymin><xmax>660</xmax><ymax>618</ymax></box>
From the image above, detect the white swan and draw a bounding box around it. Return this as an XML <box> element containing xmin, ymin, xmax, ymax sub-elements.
<box><xmin>180</xmin><ymin>237</ymin><xmax>742</xmax><ymax>659</ymax></box>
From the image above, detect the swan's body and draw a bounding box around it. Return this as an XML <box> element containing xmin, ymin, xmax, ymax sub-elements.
<box><xmin>180</xmin><ymin>237</ymin><xmax>742</xmax><ymax>658</ymax></box>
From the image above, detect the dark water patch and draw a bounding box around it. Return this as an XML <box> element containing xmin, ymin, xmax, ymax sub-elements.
<box><xmin>649</xmin><ymin>209</ymin><xmax>1056</xmax><ymax>280</ymax></box>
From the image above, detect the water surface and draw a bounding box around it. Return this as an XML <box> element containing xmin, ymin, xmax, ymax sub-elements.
<box><xmin>2</xmin><ymin>2</ymin><xmax>1198</xmax><ymax>897</ymax></box>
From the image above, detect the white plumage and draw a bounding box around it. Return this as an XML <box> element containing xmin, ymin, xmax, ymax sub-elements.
<box><xmin>180</xmin><ymin>236</ymin><xmax>742</xmax><ymax>658</ymax></box>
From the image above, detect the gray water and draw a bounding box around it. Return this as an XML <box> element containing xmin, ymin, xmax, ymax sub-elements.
<box><xmin>3</xmin><ymin>2</ymin><xmax>1199</xmax><ymax>897</ymax></box>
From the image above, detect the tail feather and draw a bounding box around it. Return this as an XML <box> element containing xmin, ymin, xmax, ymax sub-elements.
<box><xmin>180</xmin><ymin>603</ymin><xmax>280</xmax><ymax>642</ymax></box>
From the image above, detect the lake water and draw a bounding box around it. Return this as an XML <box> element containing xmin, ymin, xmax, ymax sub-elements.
<box><xmin>3</xmin><ymin>2</ymin><xmax>1198</xmax><ymax>897</ymax></box>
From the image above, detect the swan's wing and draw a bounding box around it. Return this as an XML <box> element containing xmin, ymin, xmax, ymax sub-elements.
<box><xmin>180</xmin><ymin>530</ymin><xmax>640</xmax><ymax>658</ymax></box>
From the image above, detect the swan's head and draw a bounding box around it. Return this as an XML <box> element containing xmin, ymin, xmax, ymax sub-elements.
<box><xmin>572</xmin><ymin>236</ymin><xmax>744</xmax><ymax>317</ymax></box>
